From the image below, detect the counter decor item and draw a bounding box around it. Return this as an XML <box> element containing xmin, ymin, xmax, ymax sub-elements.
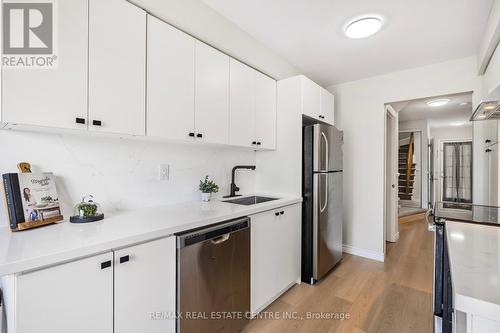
<box><xmin>199</xmin><ymin>175</ymin><xmax>219</xmax><ymax>202</ymax></box>
<box><xmin>70</xmin><ymin>195</ymin><xmax>104</xmax><ymax>223</ymax></box>
<box><xmin>2</xmin><ymin>171</ymin><xmax>63</xmax><ymax>231</ymax></box>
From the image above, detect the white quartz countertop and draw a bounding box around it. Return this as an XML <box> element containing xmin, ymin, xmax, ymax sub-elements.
<box><xmin>0</xmin><ymin>194</ymin><xmax>301</xmax><ymax>276</ymax></box>
<box><xmin>446</xmin><ymin>221</ymin><xmax>500</xmax><ymax>320</ymax></box>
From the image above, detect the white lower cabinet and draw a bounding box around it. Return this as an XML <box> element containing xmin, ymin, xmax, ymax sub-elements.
<box><xmin>5</xmin><ymin>237</ymin><xmax>176</xmax><ymax>333</ymax></box>
<box><xmin>114</xmin><ymin>237</ymin><xmax>176</xmax><ymax>333</ymax></box>
<box><xmin>250</xmin><ymin>204</ymin><xmax>301</xmax><ymax>314</ymax></box>
<box><xmin>15</xmin><ymin>252</ymin><xmax>114</xmax><ymax>333</ymax></box>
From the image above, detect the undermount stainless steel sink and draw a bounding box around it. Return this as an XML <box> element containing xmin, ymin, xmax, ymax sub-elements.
<box><xmin>222</xmin><ymin>196</ymin><xmax>279</xmax><ymax>206</ymax></box>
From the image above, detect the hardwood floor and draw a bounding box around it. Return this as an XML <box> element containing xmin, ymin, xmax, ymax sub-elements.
<box><xmin>244</xmin><ymin>217</ymin><xmax>434</xmax><ymax>333</ymax></box>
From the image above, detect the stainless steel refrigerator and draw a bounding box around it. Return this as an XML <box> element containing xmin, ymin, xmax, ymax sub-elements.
<box><xmin>302</xmin><ymin>124</ymin><xmax>343</xmax><ymax>284</ymax></box>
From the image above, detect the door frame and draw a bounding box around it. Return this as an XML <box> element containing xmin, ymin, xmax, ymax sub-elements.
<box><xmin>384</xmin><ymin>105</ymin><xmax>399</xmax><ymax>249</ymax></box>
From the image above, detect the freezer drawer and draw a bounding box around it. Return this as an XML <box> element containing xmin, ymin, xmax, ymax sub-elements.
<box><xmin>313</xmin><ymin>172</ymin><xmax>343</xmax><ymax>280</ymax></box>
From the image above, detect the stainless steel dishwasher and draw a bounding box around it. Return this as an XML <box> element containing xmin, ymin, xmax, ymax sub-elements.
<box><xmin>176</xmin><ymin>217</ymin><xmax>250</xmax><ymax>333</ymax></box>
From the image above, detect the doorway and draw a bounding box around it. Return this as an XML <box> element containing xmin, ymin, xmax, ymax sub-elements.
<box><xmin>384</xmin><ymin>105</ymin><xmax>399</xmax><ymax>247</ymax></box>
<box><xmin>398</xmin><ymin>130</ymin><xmax>423</xmax><ymax>209</ymax></box>
<box><xmin>439</xmin><ymin>140</ymin><xmax>473</xmax><ymax>208</ymax></box>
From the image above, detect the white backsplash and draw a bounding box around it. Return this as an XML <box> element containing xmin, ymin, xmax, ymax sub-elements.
<box><xmin>0</xmin><ymin>130</ymin><xmax>256</xmax><ymax>224</ymax></box>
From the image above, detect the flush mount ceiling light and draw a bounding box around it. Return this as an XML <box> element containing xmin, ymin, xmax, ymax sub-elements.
<box><xmin>450</xmin><ymin>122</ymin><xmax>465</xmax><ymax>126</ymax></box>
<box><xmin>344</xmin><ymin>16</ymin><xmax>383</xmax><ymax>39</ymax></box>
<box><xmin>427</xmin><ymin>99</ymin><xmax>450</xmax><ymax>107</ymax></box>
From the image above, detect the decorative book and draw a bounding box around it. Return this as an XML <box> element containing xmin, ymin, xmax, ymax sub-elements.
<box><xmin>2</xmin><ymin>172</ymin><xmax>63</xmax><ymax>231</ymax></box>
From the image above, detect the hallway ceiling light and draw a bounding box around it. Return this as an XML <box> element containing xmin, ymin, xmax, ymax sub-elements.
<box><xmin>426</xmin><ymin>99</ymin><xmax>450</xmax><ymax>107</ymax></box>
<box><xmin>450</xmin><ymin>122</ymin><xmax>465</xmax><ymax>126</ymax></box>
<box><xmin>344</xmin><ymin>16</ymin><xmax>383</xmax><ymax>39</ymax></box>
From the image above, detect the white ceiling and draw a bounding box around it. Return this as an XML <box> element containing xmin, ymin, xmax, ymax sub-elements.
<box><xmin>396</xmin><ymin>92</ymin><xmax>473</xmax><ymax>128</ymax></box>
<box><xmin>201</xmin><ymin>0</ymin><xmax>493</xmax><ymax>86</ymax></box>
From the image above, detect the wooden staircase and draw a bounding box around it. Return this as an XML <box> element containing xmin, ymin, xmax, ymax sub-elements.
<box><xmin>399</xmin><ymin>133</ymin><xmax>416</xmax><ymax>201</ymax></box>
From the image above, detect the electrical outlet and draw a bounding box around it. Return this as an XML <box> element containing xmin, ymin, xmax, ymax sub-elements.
<box><xmin>159</xmin><ymin>164</ymin><xmax>170</xmax><ymax>181</ymax></box>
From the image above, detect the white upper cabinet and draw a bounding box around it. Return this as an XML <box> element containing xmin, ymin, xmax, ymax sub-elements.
<box><xmin>301</xmin><ymin>76</ymin><xmax>335</xmax><ymax>125</ymax></box>
<box><xmin>2</xmin><ymin>0</ymin><xmax>88</xmax><ymax>130</ymax></box>
<box><xmin>320</xmin><ymin>87</ymin><xmax>335</xmax><ymax>125</ymax></box>
<box><xmin>302</xmin><ymin>76</ymin><xmax>321</xmax><ymax>120</ymax></box>
<box><xmin>255</xmin><ymin>72</ymin><xmax>277</xmax><ymax>150</ymax></box>
<box><xmin>195</xmin><ymin>42</ymin><xmax>230</xmax><ymax>144</ymax></box>
<box><xmin>230</xmin><ymin>59</ymin><xmax>257</xmax><ymax>147</ymax></box>
<box><xmin>147</xmin><ymin>15</ymin><xmax>195</xmax><ymax>141</ymax></box>
<box><xmin>229</xmin><ymin>59</ymin><xmax>277</xmax><ymax>149</ymax></box>
<box><xmin>89</xmin><ymin>0</ymin><xmax>146</xmax><ymax>136</ymax></box>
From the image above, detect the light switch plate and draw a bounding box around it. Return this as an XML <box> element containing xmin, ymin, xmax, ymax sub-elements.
<box><xmin>158</xmin><ymin>164</ymin><xmax>170</xmax><ymax>181</ymax></box>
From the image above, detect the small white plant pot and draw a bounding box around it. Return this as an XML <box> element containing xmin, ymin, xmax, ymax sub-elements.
<box><xmin>201</xmin><ymin>192</ymin><xmax>212</xmax><ymax>202</ymax></box>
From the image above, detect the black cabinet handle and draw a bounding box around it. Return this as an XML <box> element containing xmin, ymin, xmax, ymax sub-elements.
<box><xmin>280</xmin><ymin>211</ymin><xmax>284</xmax><ymax>215</ymax></box>
<box><xmin>119</xmin><ymin>255</ymin><xmax>130</xmax><ymax>264</ymax></box>
<box><xmin>196</xmin><ymin>133</ymin><xmax>203</xmax><ymax>138</ymax></box>
<box><xmin>275</xmin><ymin>212</ymin><xmax>280</xmax><ymax>216</ymax></box>
<box><xmin>101</xmin><ymin>260</ymin><xmax>112</xmax><ymax>269</ymax></box>
<box><xmin>257</xmin><ymin>142</ymin><xmax>262</xmax><ymax>146</ymax></box>
<box><xmin>189</xmin><ymin>132</ymin><xmax>195</xmax><ymax>137</ymax></box>
<box><xmin>486</xmin><ymin>139</ymin><xmax>492</xmax><ymax>143</ymax></box>
<box><xmin>252</xmin><ymin>141</ymin><xmax>257</xmax><ymax>145</ymax></box>
<box><xmin>75</xmin><ymin>117</ymin><xmax>86</xmax><ymax>124</ymax></box>
<box><xmin>319</xmin><ymin>115</ymin><xmax>325</xmax><ymax>119</ymax></box>
<box><xmin>92</xmin><ymin>120</ymin><xmax>102</xmax><ymax>126</ymax></box>
<box><xmin>486</xmin><ymin>149</ymin><xmax>492</xmax><ymax>153</ymax></box>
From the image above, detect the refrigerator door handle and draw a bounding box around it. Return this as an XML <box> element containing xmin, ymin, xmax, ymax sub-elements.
<box><xmin>320</xmin><ymin>174</ymin><xmax>328</xmax><ymax>213</ymax></box>
<box><xmin>321</xmin><ymin>132</ymin><xmax>329</xmax><ymax>171</ymax></box>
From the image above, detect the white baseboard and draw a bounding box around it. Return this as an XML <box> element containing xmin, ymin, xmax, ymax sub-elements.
<box><xmin>343</xmin><ymin>244</ymin><xmax>385</xmax><ymax>262</ymax></box>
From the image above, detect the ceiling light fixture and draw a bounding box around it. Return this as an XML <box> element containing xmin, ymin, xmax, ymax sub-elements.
<box><xmin>344</xmin><ymin>16</ymin><xmax>383</xmax><ymax>39</ymax></box>
<box><xmin>450</xmin><ymin>122</ymin><xmax>465</xmax><ymax>126</ymax></box>
<box><xmin>427</xmin><ymin>99</ymin><xmax>450</xmax><ymax>107</ymax></box>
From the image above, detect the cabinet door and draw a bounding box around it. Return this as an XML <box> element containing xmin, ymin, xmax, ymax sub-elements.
<box><xmin>255</xmin><ymin>72</ymin><xmax>277</xmax><ymax>150</ymax></box>
<box><xmin>275</xmin><ymin>204</ymin><xmax>301</xmax><ymax>291</ymax></box>
<box><xmin>251</xmin><ymin>208</ymin><xmax>281</xmax><ymax>313</ymax></box>
<box><xmin>229</xmin><ymin>59</ymin><xmax>256</xmax><ymax>147</ymax></box>
<box><xmin>250</xmin><ymin>204</ymin><xmax>301</xmax><ymax>313</ymax></box>
<box><xmin>194</xmin><ymin>42</ymin><xmax>230</xmax><ymax>144</ymax></box>
<box><xmin>114</xmin><ymin>237</ymin><xmax>176</xmax><ymax>333</ymax></box>
<box><xmin>89</xmin><ymin>0</ymin><xmax>146</xmax><ymax>136</ymax></box>
<box><xmin>301</xmin><ymin>77</ymin><xmax>321</xmax><ymax>120</ymax></box>
<box><xmin>2</xmin><ymin>0</ymin><xmax>88</xmax><ymax>130</ymax></box>
<box><xmin>147</xmin><ymin>15</ymin><xmax>195</xmax><ymax>141</ymax></box>
<box><xmin>320</xmin><ymin>88</ymin><xmax>335</xmax><ymax>125</ymax></box>
<box><xmin>16</xmin><ymin>253</ymin><xmax>113</xmax><ymax>333</ymax></box>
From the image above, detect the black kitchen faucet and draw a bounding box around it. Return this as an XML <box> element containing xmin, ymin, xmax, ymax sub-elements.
<box><xmin>223</xmin><ymin>165</ymin><xmax>256</xmax><ymax>198</ymax></box>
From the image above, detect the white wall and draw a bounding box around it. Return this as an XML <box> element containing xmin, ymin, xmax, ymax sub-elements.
<box><xmin>399</xmin><ymin>119</ymin><xmax>430</xmax><ymax>209</ymax></box>
<box><xmin>132</xmin><ymin>0</ymin><xmax>299</xmax><ymax>80</ymax></box>
<box><xmin>328</xmin><ymin>56</ymin><xmax>482</xmax><ymax>257</ymax></box>
<box><xmin>0</xmin><ymin>130</ymin><xmax>256</xmax><ymax>223</ymax></box>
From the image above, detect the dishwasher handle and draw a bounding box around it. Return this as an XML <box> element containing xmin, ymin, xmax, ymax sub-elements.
<box><xmin>177</xmin><ymin>217</ymin><xmax>249</xmax><ymax>248</ymax></box>
<box><xmin>211</xmin><ymin>233</ymin><xmax>230</xmax><ymax>245</ymax></box>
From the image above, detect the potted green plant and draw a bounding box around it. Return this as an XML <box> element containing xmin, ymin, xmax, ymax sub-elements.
<box><xmin>199</xmin><ymin>175</ymin><xmax>219</xmax><ymax>202</ymax></box>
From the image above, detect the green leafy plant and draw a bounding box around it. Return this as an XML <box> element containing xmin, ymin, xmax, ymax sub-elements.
<box><xmin>79</xmin><ymin>203</ymin><xmax>98</xmax><ymax>217</ymax></box>
<box><xmin>199</xmin><ymin>175</ymin><xmax>219</xmax><ymax>194</ymax></box>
